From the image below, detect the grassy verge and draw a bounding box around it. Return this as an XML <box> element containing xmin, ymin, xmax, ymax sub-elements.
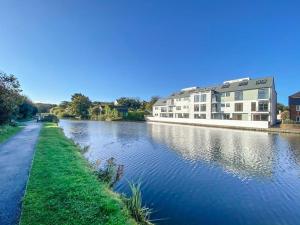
<box><xmin>0</xmin><ymin>124</ymin><xmax>23</xmax><ymax>143</ymax></box>
<box><xmin>20</xmin><ymin>123</ymin><xmax>137</xmax><ymax>225</ymax></box>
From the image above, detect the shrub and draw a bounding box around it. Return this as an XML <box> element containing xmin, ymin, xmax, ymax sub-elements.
<box><xmin>125</xmin><ymin>111</ymin><xmax>145</xmax><ymax>121</ymax></box>
<box><xmin>39</xmin><ymin>114</ymin><xmax>59</xmax><ymax>123</ymax></box>
<box><xmin>94</xmin><ymin>157</ymin><xmax>124</xmax><ymax>187</ymax></box>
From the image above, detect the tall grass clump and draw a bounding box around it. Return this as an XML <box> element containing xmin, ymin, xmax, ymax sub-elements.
<box><xmin>124</xmin><ymin>182</ymin><xmax>153</xmax><ymax>225</ymax></box>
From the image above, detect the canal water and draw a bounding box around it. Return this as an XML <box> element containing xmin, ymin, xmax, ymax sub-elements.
<box><xmin>60</xmin><ymin>119</ymin><xmax>300</xmax><ymax>225</ymax></box>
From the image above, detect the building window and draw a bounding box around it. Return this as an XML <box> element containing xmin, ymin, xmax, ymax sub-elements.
<box><xmin>200</xmin><ymin>94</ymin><xmax>207</xmax><ymax>102</ymax></box>
<box><xmin>200</xmin><ymin>114</ymin><xmax>206</xmax><ymax>119</ymax></box>
<box><xmin>233</xmin><ymin>114</ymin><xmax>242</xmax><ymax>120</ymax></box>
<box><xmin>226</xmin><ymin>103</ymin><xmax>230</xmax><ymax>107</ymax></box>
<box><xmin>253</xmin><ymin>114</ymin><xmax>269</xmax><ymax>121</ymax></box>
<box><xmin>183</xmin><ymin>113</ymin><xmax>189</xmax><ymax>118</ymax></box>
<box><xmin>296</xmin><ymin>116</ymin><xmax>300</xmax><ymax>122</ymax></box>
<box><xmin>184</xmin><ymin>97</ymin><xmax>190</xmax><ymax>101</ymax></box>
<box><xmin>258</xmin><ymin>88</ymin><xmax>269</xmax><ymax>99</ymax></box>
<box><xmin>194</xmin><ymin>104</ymin><xmax>199</xmax><ymax>112</ymax></box>
<box><xmin>226</xmin><ymin>92</ymin><xmax>230</xmax><ymax>97</ymax></box>
<box><xmin>176</xmin><ymin>106</ymin><xmax>181</xmax><ymax>110</ymax></box>
<box><xmin>161</xmin><ymin>107</ymin><xmax>167</xmax><ymax>112</ymax></box>
<box><xmin>251</xmin><ymin>102</ymin><xmax>256</xmax><ymax>111</ymax></box>
<box><xmin>194</xmin><ymin>114</ymin><xmax>200</xmax><ymax>119</ymax></box>
<box><xmin>221</xmin><ymin>103</ymin><xmax>225</xmax><ymax>108</ymax></box>
<box><xmin>296</xmin><ymin>105</ymin><xmax>300</xmax><ymax>111</ymax></box>
<box><xmin>176</xmin><ymin>113</ymin><xmax>183</xmax><ymax>118</ymax></box>
<box><xmin>235</xmin><ymin>103</ymin><xmax>243</xmax><ymax>112</ymax></box>
<box><xmin>223</xmin><ymin>114</ymin><xmax>230</xmax><ymax>120</ymax></box>
<box><xmin>200</xmin><ymin>104</ymin><xmax>206</xmax><ymax>112</ymax></box>
<box><xmin>155</xmin><ymin>107</ymin><xmax>158</xmax><ymax>110</ymax></box>
<box><xmin>168</xmin><ymin>106</ymin><xmax>173</xmax><ymax>112</ymax></box>
<box><xmin>258</xmin><ymin>102</ymin><xmax>269</xmax><ymax>112</ymax></box>
<box><xmin>235</xmin><ymin>91</ymin><xmax>243</xmax><ymax>101</ymax></box>
<box><xmin>194</xmin><ymin>95</ymin><xmax>200</xmax><ymax>102</ymax></box>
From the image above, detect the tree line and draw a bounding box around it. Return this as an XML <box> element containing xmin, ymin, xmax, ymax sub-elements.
<box><xmin>50</xmin><ymin>94</ymin><xmax>159</xmax><ymax>121</ymax></box>
<box><xmin>0</xmin><ymin>72</ymin><xmax>38</xmax><ymax>125</ymax></box>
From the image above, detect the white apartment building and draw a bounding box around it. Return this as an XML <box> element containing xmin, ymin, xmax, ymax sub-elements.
<box><xmin>149</xmin><ymin>77</ymin><xmax>277</xmax><ymax>129</ymax></box>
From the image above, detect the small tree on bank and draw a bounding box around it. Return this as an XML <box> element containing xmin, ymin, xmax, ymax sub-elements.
<box><xmin>0</xmin><ymin>72</ymin><xmax>23</xmax><ymax>124</ymax></box>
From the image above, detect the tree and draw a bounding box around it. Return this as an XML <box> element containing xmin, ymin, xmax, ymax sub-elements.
<box><xmin>59</xmin><ymin>101</ymin><xmax>70</xmax><ymax>109</ymax></box>
<box><xmin>116</xmin><ymin>97</ymin><xmax>142</xmax><ymax>110</ymax></box>
<box><xmin>36</xmin><ymin>103</ymin><xmax>57</xmax><ymax>113</ymax></box>
<box><xmin>18</xmin><ymin>96</ymin><xmax>38</xmax><ymax>119</ymax></box>
<box><xmin>70</xmin><ymin>93</ymin><xmax>91</xmax><ymax>119</ymax></box>
<box><xmin>145</xmin><ymin>96</ymin><xmax>159</xmax><ymax>112</ymax></box>
<box><xmin>0</xmin><ymin>72</ymin><xmax>23</xmax><ymax>124</ymax></box>
<box><xmin>277</xmin><ymin>103</ymin><xmax>289</xmax><ymax>114</ymax></box>
<box><xmin>89</xmin><ymin>105</ymin><xmax>101</xmax><ymax>120</ymax></box>
<box><xmin>281</xmin><ymin>110</ymin><xmax>290</xmax><ymax>121</ymax></box>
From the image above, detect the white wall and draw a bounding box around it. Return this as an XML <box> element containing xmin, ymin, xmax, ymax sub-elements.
<box><xmin>146</xmin><ymin>116</ymin><xmax>270</xmax><ymax>129</ymax></box>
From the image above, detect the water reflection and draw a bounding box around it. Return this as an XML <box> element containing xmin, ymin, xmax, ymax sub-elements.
<box><xmin>60</xmin><ymin>120</ymin><xmax>300</xmax><ymax>225</ymax></box>
<box><xmin>148</xmin><ymin>122</ymin><xmax>275</xmax><ymax>178</ymax></box>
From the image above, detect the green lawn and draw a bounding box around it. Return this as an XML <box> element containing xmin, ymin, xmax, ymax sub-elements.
<box><xmin>0</xmin><ymin>125</ymin><xmax>23</xmax><ymax>143</ymax></box>
<box><xmin>20</xmin><ymin>123</ymin><xmax>137</xmax><ymax>225</ymax></box>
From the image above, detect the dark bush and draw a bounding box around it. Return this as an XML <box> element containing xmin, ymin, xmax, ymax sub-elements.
<box><xmin>39</xmin><ymin>114</ymin><xmax>59</xmax><ymax>123</ymax></box>
<box><xmin>125</xmin><ymin>111</ymin><xmax>145</xmax><ymax>121</ymax></box>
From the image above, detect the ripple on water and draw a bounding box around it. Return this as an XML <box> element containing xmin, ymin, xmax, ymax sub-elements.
<box><xmin>60</xmin><ymin>120</ymin><xmax>300</xmax><ymax>225</ymax></box>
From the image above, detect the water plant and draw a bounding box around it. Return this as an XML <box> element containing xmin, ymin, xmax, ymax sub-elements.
<box><xmin>124</xmin><ymin>182</ymin><xmax>153</xmax><ymax>225</ymax></box>
<box><xmin>94</xmin><ymin>157</ymin><xmax>124</xmax><ymax>187</ymax></box>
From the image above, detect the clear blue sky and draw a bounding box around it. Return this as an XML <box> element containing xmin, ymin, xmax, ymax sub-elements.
<box><xmin>0</xmin><ymin>0</ymin><xmax>299</xmax><ymax>105</ymax></box>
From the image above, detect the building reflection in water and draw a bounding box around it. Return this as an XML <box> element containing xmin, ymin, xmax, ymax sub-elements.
<box><xmin>147</xmin><ymin>122</ymin><xmax>275</xmax><ymax>178</ymax></box>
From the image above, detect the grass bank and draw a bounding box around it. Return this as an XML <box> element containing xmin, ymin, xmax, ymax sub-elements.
<box><xmin>20</xmin><ymin>123</ymin><xmax>137</xmax><ymax>225</ymax></box>
<box><xmin>0</xmin><ymin>124</ymin><xmax>23</xmax><ymax>143</ymax></box>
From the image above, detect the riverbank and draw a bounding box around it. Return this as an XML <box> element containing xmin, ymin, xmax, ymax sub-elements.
<box><xmin>20</xmin><ymin>123</ymin><xmax>137</xmax><ymax>225</ymax></box>
<box><xmin>0</xmin><ymin>124</ymin><xmax>23</xmax><ymax>143</ymax></box>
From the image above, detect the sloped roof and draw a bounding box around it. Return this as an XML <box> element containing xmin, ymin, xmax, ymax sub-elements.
<box><xmin>153</xmin><ymin>98</ymin><xmax>167</xmax><ymax>106</ymax></box>
<box><xmin>214</xmin><ymin>77</ymin><xmax>274</xmax><ymax>93</ymax></box>
<box><xmin>154</xmin><ymin>76</ymin><xmax>275</xmax><ymax>106</ymax></box>
<box><xmin>289</xmin><ymin>91</ymin><xmax>300</xmax><ymax>98</ymax></box>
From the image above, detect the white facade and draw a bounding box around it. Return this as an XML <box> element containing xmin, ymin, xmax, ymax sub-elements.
<box><xmin>152</xmin><ymin>77</ymin><xmax>277</xmax><ymax>129</ymax></box>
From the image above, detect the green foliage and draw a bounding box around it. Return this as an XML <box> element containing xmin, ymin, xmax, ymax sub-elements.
<box><xmin>18</xmin><ymin>96</ymin><xmax>38</xmax><ymax>120</ymax></box>
<box><xmin>145</xmin><ymin>96</ymin><xmax>159</xmax><ymax>112</ymax></box>
<box><xmin>116</xmin><ymin>97</ymin><xmax>142</xmax><ymax>111</ymax></box>
<box><xmin>94</xmin><ymin>158</ymin><xmax>124</xmax><ymax>188</ymax></box>
<box><xmin>89</xmin><ymin>105</ymin><xmax>102</xmax><ymax>120</ymax></box>
<box><xmin>50</xmin><ymin>105</ymin><xmax>73</xmax><ymax>118</ymax></box>
<box><xmin>0</xmin><ymin>124</ymin><xmax>23</xmax><ymax>143</ymax></box>
<box><xmin>101</xmin><ymin>105</ymin><xmax>121</xmax><ymax>121</ymax></box>
<box><xmin>0</xmin><ymin>72</ymin><xmax>23</xmax><ymax>124</ymax></box>
<box><xmin>20</xmin><ymin>123</ymin><xmax>137</xmax><ymax>225</ymax></box>
<box><xmin>70</xmin><ymin>93</ymin><xmax>92</xmax><ymax>119</ymax></box>
<box><xmin>125</xmin><ymin>111</ymin><xmax>145</xmax><ymax>121</ymax></box>
<box><xmin>277</xmin><ymin>103</ymin><xmax>289</xmax><ymax>114</ymax></box>
<box><xmin>39</xmin><ymin>114</ymin><xmax>59</xmax><ymax>123</ymax></box>
<box><xmin>35</xmin><ymin>103</ymin><xmax>57</xmax><ymax>113</ymax></box>
<box><xmin>124</xmin><ymin>182</ymin><xmax>153</xmax><ymax>225</ymax></box>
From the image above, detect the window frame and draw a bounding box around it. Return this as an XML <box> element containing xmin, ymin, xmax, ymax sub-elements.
<box><xmin>258</xmin><ymin>88</ymin><xmax>269</xmax><ymax>100</ymax></box>
<box><xmin>258</xmin><ymin>101</ymin><xmax>269</xmax><ymax>112</ymax></box>
<box><xmin>235</xmin><ymin>91</ymin><xmax>243</xmax><ymax>101</ymax></box>
<box><xmin>235</xmin><ymin>103</ymin><xmax>243</xmax><ymax>112</ymax></box>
